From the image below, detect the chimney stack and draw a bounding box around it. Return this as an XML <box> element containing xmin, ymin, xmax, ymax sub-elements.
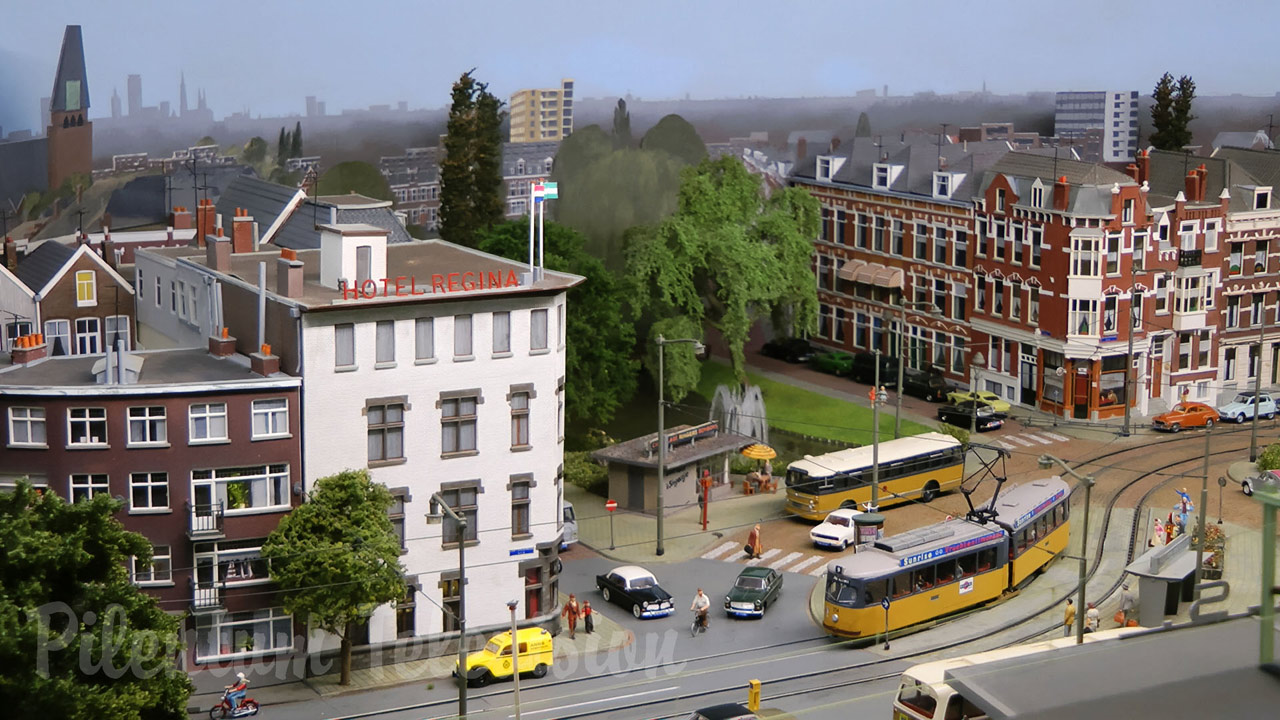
<box><xmin>1197</xmin><ymin>164</ymin><xmax>1209</xmax><ymax>202</ymax></box>
<box><xmin>11</xmin><ymin>334</ymin><xmax>48</xmax><ymax>365</ymax></box>
<box><xmin>232</xmin><ymin>208</ymin><xmax>254</xmax><ymax>253</ymax></box>
<box><xmin>795</xmin><ymin>137</ymin><xmax>807</xmax><ymax>162</ymax></box>
<box><xmin>250</xmin><ymin>344</ymin><xmax>280</xmax><ymax>376</ymax></box>
<box><xmin>830</xmin><ymin>137</ymin><xmax>841</xmax><ymax>153</ymax></box>
<box><xmin>102</xmin><ymin>233</ymin><xmax>117</xmax><ymax>269</ymax></box>
<box><xmin>1136</xmin><ymin>149</ymin><xmax>1150</xmax><ymax>186</ymax></box>
<box><xmin>206</xmin><ymin>231</ymin><xmax>231</xmax><ymax>272</ymax></box>
<box><xmin>172</xmin><ymin>206</ymin><xmax>192</xmax><ymax>230</ymax></box>
<box><xmin>195</xmin><ymin>199</ymin><xmax>215</xmax><ymax>247</ymax></box>
<box><xmin>1053</xmin><ymin>175</ymin><xmax>1070</xmax><ymax>212</ymax></box>
<box><xmin>276</xmin><ymin>248</ymin><xmax>304</xmax><ymax>298</ymax></box>
<box><xmin>208</xmin><ymin>327</ymin><xmax>236</xmax><ymax>357</ymax></box>
<box><xmin>4</xmin><ymin>237</ymin><xmax>16</xmax><ymax>273</ymax></box>
<box><xmin>1124</xmin><ymin>163</ymin><xmax>1140</xmax><ymax>182</ymax></box>
<box><xmin>1185</xmin><ymin>170</ymin><xmax>1199</xmax><ymax>204</ymax></box>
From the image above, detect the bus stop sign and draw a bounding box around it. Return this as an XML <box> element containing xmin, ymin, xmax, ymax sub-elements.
<box><xmin>881</xmin><ymin>597</ymin><xmax>890</xmax><ymax>611</ymax></box>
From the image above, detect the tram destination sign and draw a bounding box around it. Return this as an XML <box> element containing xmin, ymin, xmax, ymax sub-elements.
<box><xmin>1014</xmin><ymin>488</ymin><xmax>1066</xmax><ymax>528</ymax></box>
<box><xmin>899</xmin><ymin>530</ymin><xmax>1005</xmax><ymax>567</ymax></box>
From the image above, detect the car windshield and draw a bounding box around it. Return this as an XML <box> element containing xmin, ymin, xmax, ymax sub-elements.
<box><xmin>826</xmin><ymin>515</ymin><xmax>850</xmax><ymax>527</ymax></box>
<box><xmin>735</xmin><ymin>576</ymin><xmax>766</xmax><ymax>590</ymax></box>
<box><xmin>484</xmin><ymin>640</ymin><xmax>502</xmax><ymax>654</ymax></box>
<box><xmin>629</xmin><ymin>575</ymin><xmax>655</xmax><ymax>589</ymax></box>
<box><xmin>1233</xmin><ymin>394</ymin><xmax>1253</xmax><ymax>405</ymax></box>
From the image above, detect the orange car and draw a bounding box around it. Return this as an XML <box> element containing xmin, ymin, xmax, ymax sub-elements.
<box><xmin>1152</xmin><ymin>402</ymin><xmax>1218</xmax><ymax>432</ymax></box>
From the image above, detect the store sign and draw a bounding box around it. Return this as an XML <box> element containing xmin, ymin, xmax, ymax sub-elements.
<box><xmin>339</xmin><ymin>269</ymin><xmax>522</xmax><ymax>300</ymax></box>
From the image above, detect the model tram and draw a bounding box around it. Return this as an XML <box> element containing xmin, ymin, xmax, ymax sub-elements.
<box><xmin>821</xmin><ymin>477</ymin><xmax>1070</xmax><ymax>639</ymax></box>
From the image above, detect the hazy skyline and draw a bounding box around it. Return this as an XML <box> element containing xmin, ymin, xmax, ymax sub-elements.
<box><xmin>3</xmin><ymin>0</ymin><xmax>1277</xmax><ymax>135</ymax></box>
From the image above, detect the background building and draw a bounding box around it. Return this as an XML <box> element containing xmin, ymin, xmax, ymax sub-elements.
<box><xmin>1054</xmin><ymin>90</ymin><xmax>1139</xmax><ymax>162</ymax></box>
<box><xmin>509</xmin><ymin>78</ymin><xmax>574</xmax><ymax>143</ymax></box>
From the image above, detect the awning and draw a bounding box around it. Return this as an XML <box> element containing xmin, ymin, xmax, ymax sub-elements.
<box><xmin>872</xmin><ymin>264</ymin><xmax>904</xmax><ymax>289</ymax></box>
<box><xmin>740</xmin><ymin>444</ymin><xmax>777</xmax><ymax>460</ymax></box>
<box><xmin>837</xmin><ymin>258</ymin><xmax>866</xmax><ymax>281</ymax></box>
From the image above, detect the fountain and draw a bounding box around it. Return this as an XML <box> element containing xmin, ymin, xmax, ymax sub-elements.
<box><xmin>709</xmin><ymin>383</ymin><xmax>769</xmax><ymax>444</ymax></box>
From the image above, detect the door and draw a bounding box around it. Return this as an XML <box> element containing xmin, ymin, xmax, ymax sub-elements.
<box><xmin>1072</xmin><ymin>370</ymin><xmax>1090</xmax><ymax>419</ymax></box>
<box><xmin>1020</xmin><ymin>359</ymin><xmax>1038</xmax><ymax>405</ymax></box>
<box><xmin>1152</xmin><ymin>358</ymin><xmax>1163</xmax><ymax>399</ymax></box>
<box><xmin>1272</xmin><ymin>344</ymin><xmax>1280</xmax><ymax>385</ymax></box>
<box><xmin>627</xmin><ymin>465</ymin><xmax>645</xmax><ymax>510</ymax></box>
<box><xmin>356</xmin><ymin>245</ymin><xmax>372</xmax><ymax>284</ymax></box>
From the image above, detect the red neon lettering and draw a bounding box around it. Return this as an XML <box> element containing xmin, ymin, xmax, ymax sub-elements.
<box><xmin>340</xmin><ymin>280</ymin><xmax>359</xmax><ymax>300</ymax></box>
<box><xmin>488</xmin><ymin>271</ymin><xmax>500</xmax><ymax>288</ymax></box>
<box><xmin>411</xmin><ymin>276</ymin><xmax>426</xmax><ymax>295</ymax></box>
<box><xmin>447</xmin><ymin>272</ymin><xmax>460</xmax><ymax>292</ymax></box>
<box><xmin>462</xmin><ymin>271</ymin><xmax>475</xmax><ymax>290</ymax></box>
<box><xmin>432</xmin><ymin>274</ymin><xmax>445</xmax><ymax>293</ymax></box>
<box><xmin>361</xmin><ymin>279</ymin><xmax>377</xmax><ymax>298</ymax></box>
<box><xmin>505</xmin><ymin>270</ymin><xmax>518</xmax><ymax>286</ymax></box>
<box><xmin>394</xmin><ymin>276</ymin><xmax>407</xmax><ymax>295</ymax></box>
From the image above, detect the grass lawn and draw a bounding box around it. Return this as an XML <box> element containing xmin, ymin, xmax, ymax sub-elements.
<box><xmin>695</xmin><ymin>360</ymin><xmax>935</xmax><ymax>447</ymax></box>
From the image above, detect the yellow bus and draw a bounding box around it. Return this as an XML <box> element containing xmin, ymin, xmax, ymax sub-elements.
<box><xmin>785</xmin><ymin>432</ymin><xmax>964</xmax><ymax>521</ymax></box>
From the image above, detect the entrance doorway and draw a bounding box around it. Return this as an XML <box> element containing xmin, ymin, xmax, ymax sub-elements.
<box><xmin>627</xmin><ymin>465</ymin><xmax>645</xmax><ymax>510</ymax></box>
<box><xmin>1072</xmin><ymin>370</ymin><xmax>1090</xmax><ymax>419</ymax></box>
<box><xmin>1020</xmin><ymin>359</ymin><xmax>1038</xmax><ymax>405</ymax></box>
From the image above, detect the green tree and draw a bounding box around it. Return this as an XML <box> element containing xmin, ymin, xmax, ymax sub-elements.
<box><xmin>277</xmin><ymin>126</ymin><xmax>289</xmax><ymax>165</ymax></box>
<box><xmin>625</xmin><ymin>156</ymin><xmax>819</xmax><ymax>399</ymax></box>
<box><xmin>195</xmin><ymin>135</ymin><xmax>216</xmax><ymax>147</ymax></box>
<box><xmin>0</xmin><ymin>481</ymin><xmax>193</xmax><ymax>718</ymax></box>
<box><xmin>1171</xmin><ymin>75</ymin><xmax>1197</xmax><ymax>149</ymax></box>
<box><xmin>240</xmin><ymin>136</ymin><xmax>268</xmax><ymax>165</ymax></box>
<box><xmin>316</xmin><ymin>161</ymin><xmax>394</xmax><ymax>201</ymax></box>
<box><xmin>291</xmin><ymin>121</ymin><xmax>303</xmax><ymax>159</ymax></box>
<box><xmin>262</xmin><ymin>470</ymin><xmax>404</xmax><ymax>686</ymax></box>
<box><xmin>855</xmin><ymin>112</ymin><xmax>872</xmax><ymax>138</ymax></box>
<box><xmin>640</xmin><ymin>114</ymin><xmax>707</xmax><ymax>166</ymax></box>
<box><xmin>440</xmin><ymin>70</ymin><xmax>506</xmax><ymax>248</ymax></box>
<box><xmin>477</xmin><ymin>220</ymin><xmax>639</xmax><ymax>426</ymax></box>
<box><xmin>612</xmin><ymin>99</ymin><xmax>632</xmax><ymax>149</ymax></box>
<box><xmin>1150</xmin><ymin>73</ymin><xmax>1196</xmax><ymax>151</ymax></box>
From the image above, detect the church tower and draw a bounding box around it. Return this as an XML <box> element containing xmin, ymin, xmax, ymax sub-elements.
<box><xmin>47</xmin><ymin>25</ymin><xmax>93</xmax><ymax>190</ymax></box>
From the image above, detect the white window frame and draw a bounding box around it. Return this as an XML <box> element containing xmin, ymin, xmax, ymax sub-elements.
<box><xmin>189</xmin><ymin>403</ymin><xmax>228</xmax><ymax>444</ymax></box>
<box><xmin>194</xmin><ymin>607</ymin><xmax>293</xmax><ymax>662</ymax></box>
<box><xmin>69</xmin><ymin>473</ymin><xmax>109</xmax><ymax>502</ymax></box>
<box><xmin>131</xmin><ymin>544</ymin><xmax>173</xmax><ymax>586</ymax></box>
<box><xmin>335</xmin><ymin>323</ymin><xmax>356</xmax><ymax>370</ymax></box>
<box><xmin>43</xmin><ymin>319</ymin><xmax>71</xmax><ymax>356</ymax></box>
<box><xmin>74</xmin><ymin>317</ymin><xmax>101</xmax><ymax>355</ymax></box>
<box><xmin>454</xmin><ymin>314</ymin><xmax>473</xmax><ymax>359</ymax></box>
<box><xmin>193</xmin><ymin>464</ymin><xmax>291</xmax><ymax>515</ymax></box>
<box><xmin>75</xmin><ymin>270</ymin><xmax>97</xmax><ymax>307</ymax></box>
<box><xmin>933</xmin><ymin>172</ymin><xmax>952</xmax><ymax>199</ymax></box>
<box><xmin>67</xmin><ymin>407</ymin><xmax>107</xmax><ymax>446</ymax></box>
<box><xmin>127</xmin><ymin>406</ymin><xmax>168</xmax><ymax>446</ymax></box>
<box><xmin>1070</xmin><ymin>236</ymin><xmax>1101</xmax><ymax>278</ymax></box>
<box><xmin>1069</xmin><ymin>299</ymin><xmax>1099</xmax><ymax>337</ymax></box>
<box><xmin>1122</xmin><ymin>198</ymin><xmax>1135</xmax><ymax>224</ymax></box>
<box><xmin>8</xmin><ymin>406</ymin><xmax>48</xmax><ymax>447</ymax></box>
<box><xmin>873</xmin><ymin>164</ymin><xmax>890</xmax><ymax>189</ymax></box>
<box><xmin>530</xmin><ymin>309</ymin><xmax>549</xmax><ymax>352</ymax></box>
<box><xmin>105</xmin><ymin>315</ymin><xmax>130</xmax><ymax>350</ymax></box>
<box><xmin>251</xmin><ymin>398</ymin><xmax>289</xmax><ymax>440</ymax></box>
<box><xmin>129</xmin><ymin>472</ymin><xmax>170</xmax><ymax>512</ymax></box>
<box><xmin>1031</xmin><ymin>184</ymin><xmax>1044</xmax><ymax>208</ymax></box>
<box><xmin>376</xmin><ymin>320</ymin><xmax>396</xmax><ymax>366</ymax></box>
<box><xmin>492</xmin><ymin>311</ymin><xmax>511</xmax><ymax>355</ymax></box>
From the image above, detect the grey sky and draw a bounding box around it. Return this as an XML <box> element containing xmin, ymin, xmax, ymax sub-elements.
<box><xmin>2</xmin><ymin>0</ymin><xmax>1276</xmax><ymax>133</ymax></box>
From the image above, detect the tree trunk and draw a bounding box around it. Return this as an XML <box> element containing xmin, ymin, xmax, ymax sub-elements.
<box><xmin>339</xmin><ymin>621</ymin><xmax>353</xmax><ymax>686</ymax></box>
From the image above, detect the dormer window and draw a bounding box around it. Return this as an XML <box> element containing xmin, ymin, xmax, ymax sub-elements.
<box><xmin>933</xmin><ymin>172</ymin><xmax>952</xmax><ymax>199</ymax></box>
<box><xmin>873</xmin><ymin>164</ymin><xmax>891</xmax><ymax>189</ymax></box>
<box><xmin>996</xmin><ymin>188</ymin><xmax>1007</xmax><ymax>213</ymax></box>
<box><xmin>816</xmin><ymin>155</ymin><xmax>845</xmax><ymax>181</ymax></box>
<box><xmin>1031</xmin><ymin>184</ymin><xmax>1044</xmax><ymax>208</ymax></box>
<box><xmin>1123</xmin><ymin>198</ymin><xmax>1135</xmax><ymax>224</ymax></box>
<box><xmin>516</xmin><ymin>159</ymin><xmax>526</xmax><ymax>175</ymax></box>
<box><xmin>1256</xmin><ymin>187</ymin><xmax>1272</xmax><ymax>210</ymax></box>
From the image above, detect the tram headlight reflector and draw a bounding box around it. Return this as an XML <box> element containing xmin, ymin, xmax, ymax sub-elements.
<box><xmin>831</xmin><ymin>612</ymin><xmax>839</xmax><ymax>622</ymax></box>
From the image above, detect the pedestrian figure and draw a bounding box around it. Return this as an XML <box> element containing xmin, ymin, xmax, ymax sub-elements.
<box><xmin>582</xmin><ymin>601</ymin><xmax>594</xmax><ymax>634</ymax></box>
<box><xmin>1084</xmin><ymin>602</ymin><xmax>1099</xmax><ymax>633</ymax></box>
<box><xmin>1120</xmin><ymin>584</ymin><xmax>1136</xmax><ymax>625</ymax></box>
<box><xmin>746</xmin><ymin>524</ymin><xmax>763</xmax><ymax>559</ymax></box>
<box><xmin>561</xmin><ymin>593</ymin><xmax>580</xmax><ymax>639</ymax></box>
<box><xmin>1063</xmin><ymin>598</ymin><xmax>1075</xmax><ymax>637</ymax></box>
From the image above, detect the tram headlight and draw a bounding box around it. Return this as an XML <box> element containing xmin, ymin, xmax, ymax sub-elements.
<box><xmin>831</xmin><ymin>612</ymin><xmax>839</xmax><ymax>622</ymax></box>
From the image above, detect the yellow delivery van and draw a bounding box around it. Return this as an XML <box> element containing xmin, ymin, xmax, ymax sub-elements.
<box><xmin>455</xmin><ymin>627</ymin><xmax>553</xmax><ymax>686</ymax></box>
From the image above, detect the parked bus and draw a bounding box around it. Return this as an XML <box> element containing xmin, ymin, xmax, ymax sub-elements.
<box><xmin>785</xmin><ymin>432</ymin><xmax>964</xmax><ymax>521</ymax></box>
<box><xmin>891</xmin><ymin>626</ymin><xmax>1144</xmax><ymax>720</ymax></box>
<box><xmin>821</xmin><ymin>477</ymin><xmax>1070</xmax><ymax>639</ymax></box>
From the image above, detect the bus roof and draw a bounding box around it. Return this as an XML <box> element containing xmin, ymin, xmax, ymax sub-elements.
<box><xmin>828</xmin><ymin>519</ymin><xmax>1006</xmax><ymax>579</ymax></box>
<box><xmin>788</xmin><ymin>432</ymin><xmax>960</xmax><ymax>478</ymax></box>
<box><xmin>983</xmin><ymin>476</ymin><xmax>1070</xmax><ymax>532</ymax></box>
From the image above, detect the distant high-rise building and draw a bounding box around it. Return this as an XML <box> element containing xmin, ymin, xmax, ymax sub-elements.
<box><xmin>180</xmin><ymin>72</ymin><xmax>188</xmax><ymax>116</ymax></box>
<box><xmin>110</xmin><ymin>88</ymin><xmax>121</xmax><ymax>119</ymax></box>
<box><xmin>47</xmin><ymin>25</ymin><xmax>93</xmax><ymax>188</ymax></box>
<box><xmin>159</xmin><ymin>100</ymin><xmax>170</xmax><ymax>118</ymax></box>
<box><xmin>508</xmin><ymin>78</ymin><xmax>574</xmax><ymax>143</ymax></box>
<box><xmin>1054</xmin><ymin>90</ymin><xmax>1139</xmax><ymax>163</ymax></box>
<box><xmin>127</xmin><ymin>74</ymin><xmax>142</xmax><ymax>116</ymax></box>
<box><xmin>316</xmin><ymin>101</ymin><xmax>326</xmax><ymax>117</ymax></box>
<box><xmin>306</xmin><ymin>95</ymin><xmax>317</xmax><ymax>117</ymax></box>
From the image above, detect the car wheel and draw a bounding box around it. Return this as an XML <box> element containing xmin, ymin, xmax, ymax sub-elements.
<box><xmin>601</xmin><ymin>587</ymin><xmax>610</xmax><ymax>603</ymax></box>
<box><xmin>1171</xmin><ymin>423</ymin><xmax>1181</xmax><ymax>433</ymax></box>
<box><xmin>471</xmin><ymin>670</ymin><xmax>490</xmax><ymax>688</ymax></box>
<box><xmin>632</xmin><ymin>604</ymin><xmax>642</xmax><ymax>619</ymax></box>
<box><xmin>1205</xmin><ymin>419</ymin><xmax>1214</xmax><ymax>429</ymax></box>
<box><xmin>532</xmin><ymin>663</ymin><xmax>547</xmax><ymax>679</ymax></box>
<box><xmin>1236</xmin><ymin>414</ymin><xmax>1246</xmax><ymax>424</ymax></box>
<box><xmin>921</xmin><ymin>481</ymin><xmax>940</xmax><ymax>503</ymax></box>
<box><xmin>840</xmin><ymin>539</ymin><xmax>849</xmax><ymax>550</ymax></box>
<box><xmin>1268</xmin><ymin>412</ymin><xmax>1276</xmax><ymax>420</ymax></box>
<box><xmin>1243</xmin><ymin>481</ymin><xmax>1254</xmax><ymax>497</ymax></box>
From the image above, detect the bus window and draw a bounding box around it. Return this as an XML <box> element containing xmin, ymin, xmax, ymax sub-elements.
<box><xmin>915</xmin><ymin>565</ymin><xmax>936</xmax><ymax>591</ymax></box>
<box><xmin>1015</xmin><ymin>529</ymin><xmax>1028</xmax><ymax>554</ymax></box>
<box><xmin>1038</xmin><ymin>515</ymin><xmax>1049</xmax><ymax>538</ymax></box>
<box><xmin>892</xmin><ymin>571</ymin><xmax>914</xmax><ymax>598</ymax></box>
<box><xmin>846</xmin><ymin>472</ymin><xmax>865</xmax><ymax>489</ymax></box>
<box><xmin>958</xmin><ymin>553</ymin><xmax>977</xmax><ymax>577</ymax></box>
<box><xmin>943</xmin><ymin>692</ymin><xmax>988</xmax><ymax>720</ymax></box>
<box><xmin>936</xmin><ymin>558</ymin><xmax>957</xmax><ymax>585</ymax></box>
<box><xmin>897</xmin><ymin>678</ymin><xmax>939</xmax><ymax>718</ymax></box>
<box><xmin>977</xmin><ymin>547</ymin><xmax>996</xmax><ymax>572</ymax></box>
<box><xmin>861</xmin><ymin>578</ymin><xmax>888</xmax><ymax>606</ymax></box>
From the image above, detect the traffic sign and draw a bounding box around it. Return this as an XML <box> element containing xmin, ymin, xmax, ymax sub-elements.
<box><xmin>881</xmin><ymin>597</ymin><xmax>890</xmax><ymax>611</ymax></box>
<box><xmin>605</xmin><ymin>499</ymin><xmax>618</xmax><ymax>512</ymax></box>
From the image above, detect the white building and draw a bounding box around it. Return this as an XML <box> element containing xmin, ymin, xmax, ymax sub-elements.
<box><xmin>1054</xmin><ymin>90</ymin><xmax>1139</xmax><ymax>163</ymax></box>
<box><xmin>134</xmin><ymin>226</ymin><xmax>581</xmax><ymax>656</ymax></box>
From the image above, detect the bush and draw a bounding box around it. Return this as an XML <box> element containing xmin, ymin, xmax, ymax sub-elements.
<box><xmin>937</xmin><ymin>423</ymin><xmax>971</xmax><ymax>448</ymax></box>
<box><xmin>1257</xmin><ymin>443</ymin><xmax>1280</xmax><ymax>471</ymax></box>
<box><xmin>565</xmin><ymin>450</ymin><xmax>608</xmax><ymax>496</ymax></box>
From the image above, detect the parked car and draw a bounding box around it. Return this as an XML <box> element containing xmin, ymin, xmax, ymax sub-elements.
<box><xmin>454</xmin><ymin>627</ymin><xmax>553</xmax><ymax>687</ymax></box>
<box><xmin>1217</xmin><ymin>391</ymin><xmax>1277</xmax><ymax>423</ymax></box>
<box><xmin>1242</xmin><ymin>470</ymin><xmax>1280</xmax><ymax>496</ymax></box>
<box><xmin>685</xmin><ymin>704</ymin><xmax>760</xmax><ymax>720</ymax></box>
<box><xmin>809</xmin><ymin>507</ymin><xmax>864</xmax><ymax>549</ymax></box>
<box><xmin>760</xmin><ymin>337</ymin><xmax>817</xmax><ymax>364</ymax></box>
<box><xmin>595</xmin><ymin>565</ymin><xmax>675</xmax><ymax>618</ymax></box>
<box><xmin>902</xmin><ymin>368</ymin><xmax>955</xmax><ymax>402</ymax></box>
<box><xmin>724</xmin><ymin>567</ymin><xmax>783</xmax><ymax>618</ymax></box>
<box><xmin>944</xmin><ymin>389</ymin><xmax>1011</xmax><ymax>415</ymax></box>
<box><xmin>810</xmin><ymin>351</ymin><xmax>855</xmax><ymax>376</ymax></box>
<box><xmin>1152</xmin><ymin>402</ymin><xmax>1219</xmax><ymax>432</ymax></box>
<box><xmin>937</xmin><ymin>401</ymin><xmax>1004</xmax><ymax>431</ymax></box>
<box><xmin>850</xmin><ymin>351</ymin><xmax>899</xmax><ymax>386</ymax></box>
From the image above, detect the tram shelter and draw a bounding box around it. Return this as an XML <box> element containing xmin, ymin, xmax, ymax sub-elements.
<box><xmin>1123</xmin><ymin>533</ymin><xmax>1206</xmax><ymax>626</ymax></box>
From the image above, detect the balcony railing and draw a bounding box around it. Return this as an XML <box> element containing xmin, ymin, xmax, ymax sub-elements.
<box><xmin>1178</xmin><ymin>249</ymin><xmax>1203</xmax><ymax>267</ymax></box>
<box><xmin>187</xmin><ymin>501</ymin><xmax>225</xmax><ymax>539</ymax></box>
<box><xmin>191</xmin><ymin>579</ymin><xmax>225</xmax><ymax>614</ymax></box>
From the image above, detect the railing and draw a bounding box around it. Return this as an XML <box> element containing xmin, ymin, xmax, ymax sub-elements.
<box><xmin>1178</xmin><ymin>249</ymin><xmax>1203</xmax><ymax>267</ymax></box>
<box><xmin>192</xmin><ymin>579</ymin><xmax>224</xmax><ymax>613</ymax></box>
<box><xmin>187</xmin><ymin>501</ymin><xmax>225</xmax><ymax>538</ymax></box>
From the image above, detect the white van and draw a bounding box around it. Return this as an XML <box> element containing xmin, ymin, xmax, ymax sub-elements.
<box><xmin>561</xmin><ymin>501</ymin><xmax>578</xmax><ymax>549</ymax></box>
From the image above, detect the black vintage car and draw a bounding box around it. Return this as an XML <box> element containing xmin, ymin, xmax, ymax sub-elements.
<box><xmin>760</xmin><ymin>337</ymin><xmax>816</xmax><ymax>364</ymax></box>
<box><xmin>937</xmin><ymin>401</ymin><xmax>1004</xmax><ymax>432</ymax></box>
<box><xmin>901</xmin><ymin>368</ymin><xmax>955</xmax><ymax>402</ymax></box>
<box><xmin>595</xmin><ymin>565</ymin><xmax>675</xmax><ymax>619</ymax></box>
<box><xmin>850</xmin><ymin>351</ymin><xmax>899</xmax><ymax>386</ymax></box>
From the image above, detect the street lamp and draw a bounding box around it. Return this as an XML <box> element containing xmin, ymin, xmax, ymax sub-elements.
<box><xmin>426</xmin><ymin>493</ymin><xmax>469</xmax><ymax>720</ymax></box>
<box><xmin>506</xmin><ymin>599</ymin><xmax>521</xmax><ymax>720</ymax></box>
<box><xmin>1251</xmin><ymin>290</ymin><xmax>1270</xmax><ymax>462</ymax></box>
<box><xmin>970</xmin><ymin>352</ymin><xmax>986</xmax><ymax>436</ymax></box>
<box><xmin>655</xmin><ymin>335</ymin><xmax>706</xmax><ymax>556</ymax></box>
<box><xmin>1039</xmin><ymin>454</ymin><xmax>1095</xmax><ymax>645</ymax></box>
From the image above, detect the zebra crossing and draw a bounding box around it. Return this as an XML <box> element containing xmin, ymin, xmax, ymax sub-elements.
<box><xmin>990</xmin><ymin>429</ymin><xmax>1071</xmax><ymax>451</ymax></box>
<box><xmin>700</xmin><ymin>540</ymin><xmax>837</xmax><ymax>577</ymax></box>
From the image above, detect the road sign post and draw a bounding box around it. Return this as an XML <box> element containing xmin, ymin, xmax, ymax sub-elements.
<box><xmin>605</xmin><ymin>499</ymin><xmax>617</xmax><ymax>550</ymax></box>
<box><xmin>882</xmin><ymin>597</ymin><xmax>891</xmax><ymax>650</ymax></box>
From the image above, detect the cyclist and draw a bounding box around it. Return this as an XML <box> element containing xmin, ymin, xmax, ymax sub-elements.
<box><xmin>225</xmin><ymin>672</ymin><xmax>249</xmax><ymax>710</ymax></box>
<box><xmin>691</xmin><ymin>588</ymin><xmax>711</xmax><ymax>630</ymax></box>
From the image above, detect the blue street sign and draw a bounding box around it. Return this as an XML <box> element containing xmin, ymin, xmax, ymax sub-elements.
<box><xmin>881</xmin><ymin>597</ymin><xmax>890</xmax><ymax>611</ymax></box>
<box><xmin>509</xmin><ymin>548</ymin><xmax>534</xmax><ymax>557</ymax></box>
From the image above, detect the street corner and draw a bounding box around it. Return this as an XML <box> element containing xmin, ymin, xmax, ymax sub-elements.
<box><xmin>1226</xmin><ymin>459</ymin><xmax>1257</xmax><ymax>483</ymax></box>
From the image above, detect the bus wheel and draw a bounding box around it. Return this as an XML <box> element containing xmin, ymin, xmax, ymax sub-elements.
<box><xmin>839</xmin><ymin>500</ymin><xmax>857</xmax><ymax>510</ymax></box>
<box><xmin>921</xmin><ymin>481</ymin><xmax>940</xmax><ymax>503</ymax></box>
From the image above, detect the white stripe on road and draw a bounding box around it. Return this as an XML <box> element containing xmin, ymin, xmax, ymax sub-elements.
<box><xmin>701</xmin><ymin>540</ymin><xmax>738</xmax><ymax>560</ymax></box>
<box><xmin>768</xmin><ymin>551</ymin><xmax>803</xmax><ymax>570</ymax></box>
<box><xmin>994</xmin><ymin>440</ymin><xmax>1015</xmax><ymax>450</ymax></box>
<box><xmin>1042</xmin><ymin>431</ymin><xmax>1071</xmax><ymax>442</ymax></box>
<box><xmin>1023</xmin><ymin>433</ymin><xmax>1055</xmax><ymax>445</ymax></box>
<box><xmin>810</xmin><ymin>562</ymin><xmax>831</xmax><ymax>577</ymax></box>
<box><xmin>1005</xmin><ymin>434</ymin><xmax>1036</xmax><ymax>447</ymax></box>
<box><xmin>516</xmin><ymin>686</ymin><xmax>680</xmax><ymax>718</ymax></box>
<box><xmin>788</xmin><ymin>555</ymin><xmax>825</xmax><ymax>574</ymax></box>
<box><xmin>744</xmin><ymin>548</ymin><xmax>780</xmax><ymax>566</ymax></box>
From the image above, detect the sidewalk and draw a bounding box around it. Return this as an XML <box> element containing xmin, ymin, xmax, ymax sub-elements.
<box><xmin>186</xmin><ymin>593</ymin><xmax>631</xmax><ymax>713</ymax></box>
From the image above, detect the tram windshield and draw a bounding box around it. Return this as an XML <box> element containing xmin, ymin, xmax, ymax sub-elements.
<box><xmin>825</xmin><ymin>574</ymin><xmax>888</xmax><ymax>608</ymax></box>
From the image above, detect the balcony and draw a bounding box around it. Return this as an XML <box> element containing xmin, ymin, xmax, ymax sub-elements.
<box><xmin>191</xmin><ymin>579</ymin><xmax>225</xmax><ymax>614</ymax></box>
<box><xmin>187</xmin><ymin>501</ymin><xmax>225</xmax><ymax>539</ymax></box>
<box><xmin>1177</xmin><ymin>249</ymin><xmax>1203</xmax><ymax>268</ymax></box>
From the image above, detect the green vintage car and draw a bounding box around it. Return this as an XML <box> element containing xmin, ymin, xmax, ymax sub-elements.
<box><xmin>724</xmin><ymin>567</ymin><xmax>782</xmax><ymax>618</ymax></box>
<box><xmin>810</xmin><ymin>351</ymin><xmax>855</xmax><ymax>376</ymax></box>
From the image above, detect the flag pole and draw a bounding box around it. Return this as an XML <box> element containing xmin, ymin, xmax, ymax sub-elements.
<box><xmin>527</xmin><ymin>182</ymin><xmax>535</xmax><ymax>281</ymax></box>
<box><xmin>537</xmin><ymin>186</ymin><xmax>545</xmax><ymax>280</ymax></box>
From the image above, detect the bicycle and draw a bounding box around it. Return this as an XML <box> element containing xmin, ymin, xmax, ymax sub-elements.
<box><xmin>689</xmin><ymin>609</ymin><xmax>709</xmax><ymax>637</ymax></box>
